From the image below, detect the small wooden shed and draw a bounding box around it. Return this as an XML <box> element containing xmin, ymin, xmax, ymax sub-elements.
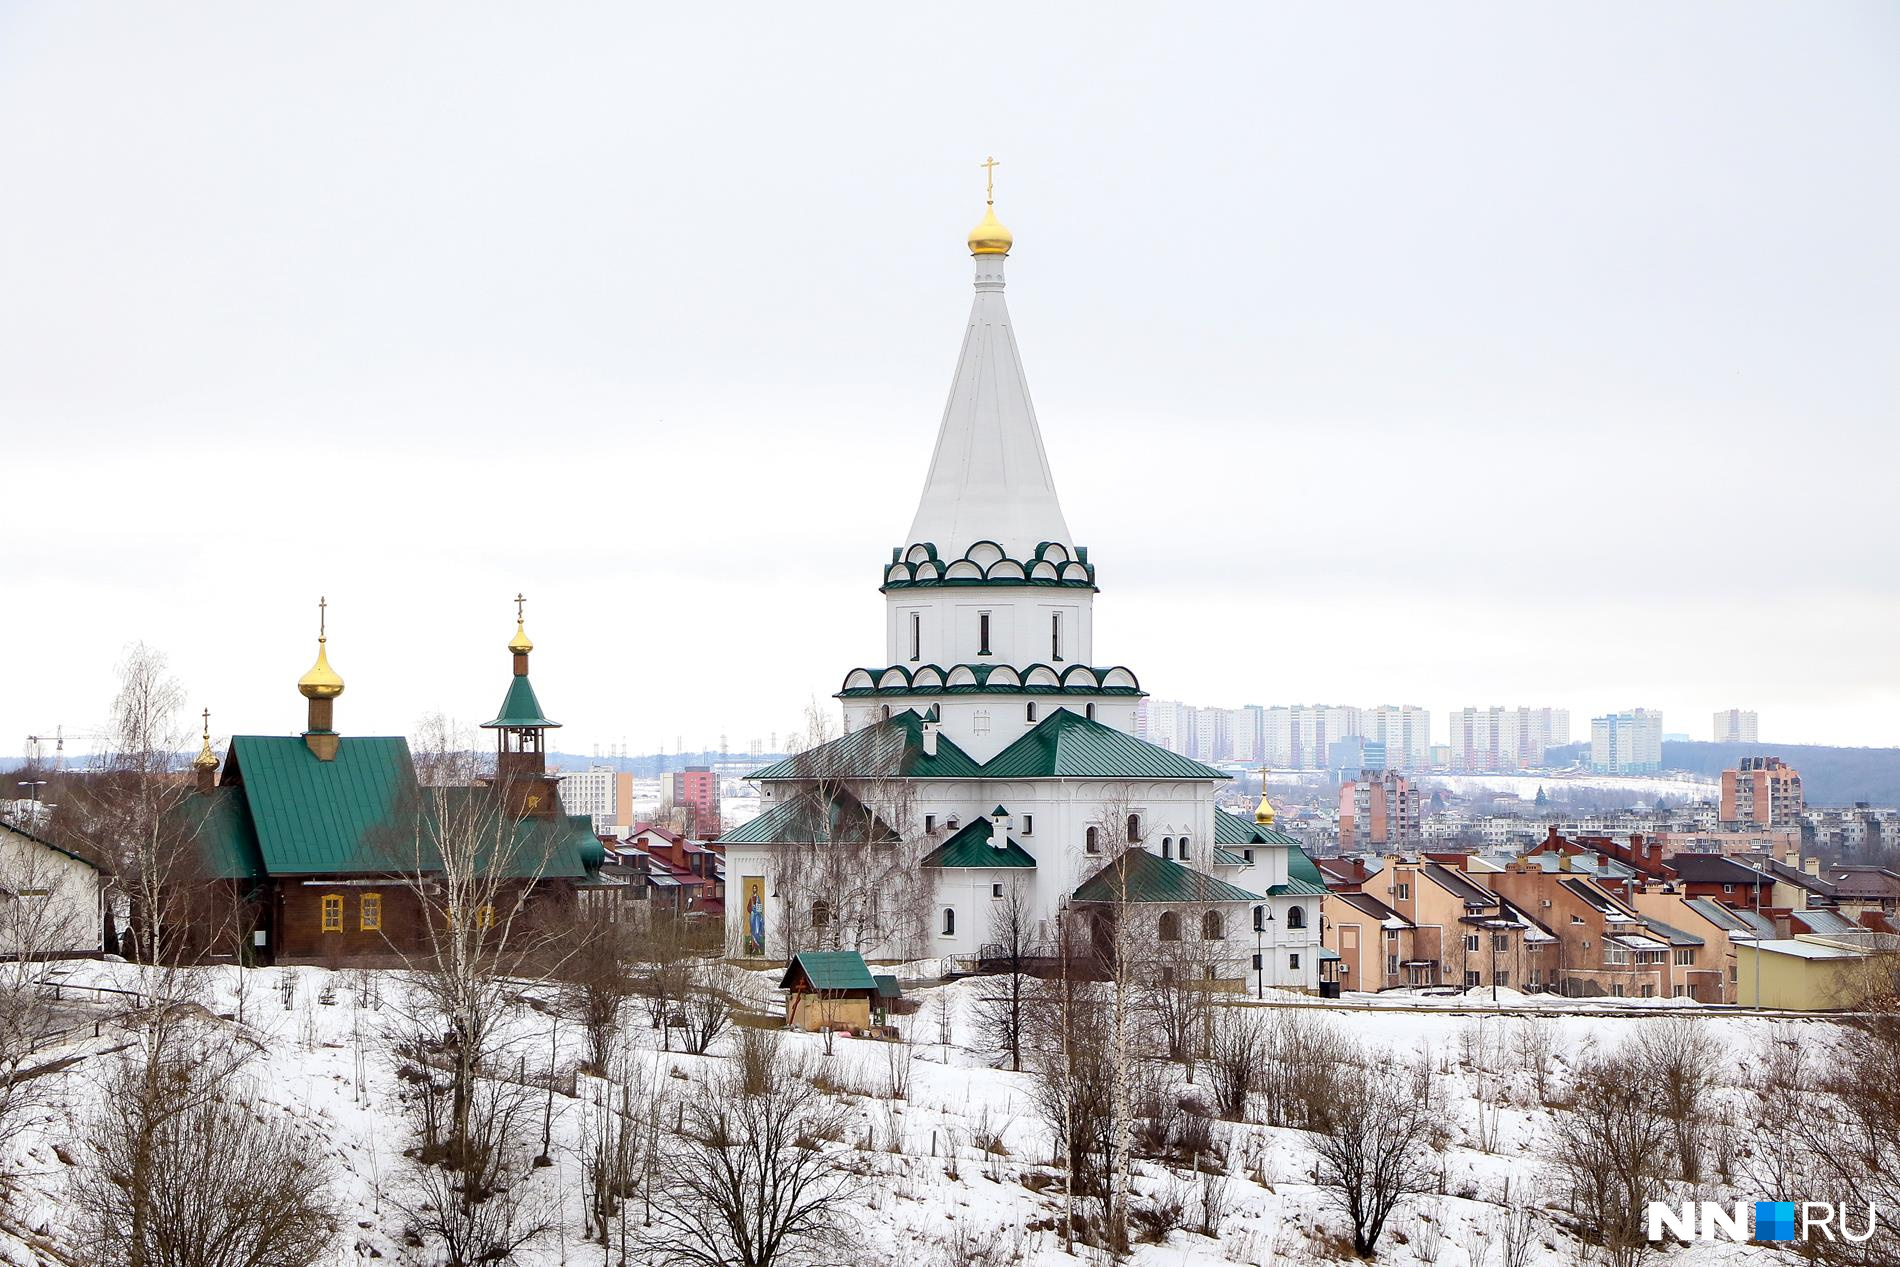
<box><xmin>779</xmin><ymin>951</ymin><xmax>879</xmax><ymax>1032</ymax></box>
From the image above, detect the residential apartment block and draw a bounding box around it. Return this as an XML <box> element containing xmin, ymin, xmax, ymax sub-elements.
<box><xmin>1447</xmin><ymin>705</ymin><xmax>1571</xmax><ymax>771</ymax></box>
<box><xmin>1720</xmin><ymin>755</ymin><xmax>1803</xmax><ymax>828</ymax></box>
<box><xmin>1589</xmin><ymin>709</ymin><xmax>1663</xmax><ymax>774</ymax></box>
<box><xmin>1338</xmin><ymin>770</ymin><xmax>1421</xmax><ymax>851</ymax></box>
<box><xmin>1712</xmin><ymin>709</ymin><xmax>1759</xmax><ymax>744</ymax></box>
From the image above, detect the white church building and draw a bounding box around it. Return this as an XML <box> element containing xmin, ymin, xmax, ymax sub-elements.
<box><xmin>721</xmin><ymin>190</ymin><xmax>1327</xmax><ymax>994</ymax></box>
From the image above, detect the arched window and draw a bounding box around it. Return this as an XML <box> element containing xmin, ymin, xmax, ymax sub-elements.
<box><xmin>1287</xmin><ymin>905</ymin><xmax>1307</xmax><ymax>930</ymax></box>
<box><xmin>811</xmin><ymin>900</ymin><xmax>832</xmax><ymax>929</ymax></box>
<box><xmin>942</xmin><ymin>908</ymin><xmax>956</xmax><ymax>937</ymax></box>
<box><xmin>1252</xmin><ymin>905</ymin><xmax>1264</xmax><ymax>932</ymax></box>
<box><xmin>1178</xmin><ymin>835</ymin><xmax>1191</xmax><ymax>861</ymax></box>
<box><xmin>880</xmin><ymin>704</ymin><xmax>891</xmax><ymax>720</ymax></box>
<box><xmin>1126</xmin><ymin>814</ymin><xmax>1141</xmax><ymax>843</ymax></box>
<box><xmin>1162</xmin><ymin>836</ymin><xmax>1174</xmax><ymax>859</ymax></box>
<box><xmin>1202</xmin><ymin>910</ymin><xmax>1224</xmax><ymax>940</ymax></box>
<box><xmin>1085</xmin><ymin>703</ymin><xmax>1096</xmax><ymax>720</ymax></box>
<box><xmin>1085</xmin><ymin>826</ymin><xmax>1100</xmax><ymax>855</ymax></box>
<box><xmin>1158</xmin><ymin>911</ymin><xmax>1180</xmax><ymax>941</ymax></box>
<box><xmin>1026</xmin><ymin>702</ymin><xmax>1038</xmax><ymax>723</ymax></box>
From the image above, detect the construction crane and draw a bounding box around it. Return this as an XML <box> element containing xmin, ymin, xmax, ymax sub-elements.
<box><xmin>22</xmin><ymin>725</ymin><xmax>109</xmax><ymax>773</ymax></box>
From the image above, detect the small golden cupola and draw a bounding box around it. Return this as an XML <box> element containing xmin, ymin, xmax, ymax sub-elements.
<box><xmin>193</xmin><ymin>707</ymin><xmax>219</xmax><ymax>793</ymax></box>
<box><xmin>1254</xmin><ymin>768</ymin><xmax>1277</xmax><ymax>827</ymax></box>
<box><xmin>967</xmin><ymin>154</ymin><xmax>1013</xmax><ymax>256</ymax></box>
<box><xmin>297</xmin><ymin>596</ymin><xmax>344</xmax><ymax>760</ymax></box>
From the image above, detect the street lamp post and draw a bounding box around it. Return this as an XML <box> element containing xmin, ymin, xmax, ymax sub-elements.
<box><xmin>16</xmin><ymin>780</ymin><xmax>48</xmax><ymax>802</ymax></box>
<box><xmin>1255</xmin><ymin>904</ymin><xmax>1275</xmax><ymax>999</ymax></box>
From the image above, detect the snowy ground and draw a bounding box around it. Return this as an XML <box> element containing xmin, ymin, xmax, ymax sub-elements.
<box><xmin>0</xmin><ymin>961</ymin><xmax>1814</xmax><ymax>1267</ymax></box>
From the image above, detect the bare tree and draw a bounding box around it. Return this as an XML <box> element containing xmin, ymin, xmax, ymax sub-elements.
<box><xmin>579</xmin><ymin>1056</ymin><xmax>660</xmax><ymax>1248</ymax></box>
<box><xmin>76</xmin><ymin>1010</ymin><xmax>339</xmax><ymax>1267</ymax></box>
<box><xmin>975</xmin><ymin>878</ymin><xmax>1035</xmax><ymax>1071</ymax></box>
<box><xmin>560</xmin><ymin>910</ymin><xmax>637</xmax><ymax>1073</ymax></box>
<box><xmin>1634</xmin><ymin>1017</ymin><xmax>1719</xmax><ymax>1184</ymax></box>
<box><xmin>677</xmin><ymin>960</ymin><xmax>733</xmax><ymax>1056</ymax></box>
<box><xmin>1206</xmin><ymin>1004</ymin><xmax>1266</xmax><ymax>1121</ymax></box>
<box><xmin>1309</xmin><ymin>1051</ymin><xmax>1434</xmax><ymax>1258</ymax></box>
<box><xmin>641</xmin><ymin>1031</ymin><xmax>861</xmax><ymax>1267</ymax></box>
<box><xmin>1550</xmin><ymin>1046</ymin><xmax>1673</xmax><ymax>1267</ymax></box>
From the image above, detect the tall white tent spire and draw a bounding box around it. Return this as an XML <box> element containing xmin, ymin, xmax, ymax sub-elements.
<box><xmin>904</xmin><ymin>171</ymin><xmax>1073</xmax><ymax>558</ymax></box>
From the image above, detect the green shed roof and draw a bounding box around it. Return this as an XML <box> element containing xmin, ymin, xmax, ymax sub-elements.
<box><xmin>1212</xmin><ymin>847</ymin><xmax>1248</xmax><ymax>867</ymax></box>
<box><xmin>481</xmin><ymin>675</ymin><xmax>560</xmax><ymax>729</ymax></box>
<box><xmin>1266</xmin><ymin>879</ymin><xmax>1330</xmax><ymax>897</ymax></box>
<box><xmin>920</xmin><ymin>817</ymin><xmax>1036</xmax><ymax>869</ymax></box>
<box><xmin>172</xmin><ymin>785</ymin><xmax>267</xmax><ymax>881</ymax></box>
<box><xmin>984</xmin><ymin>710</ymin><xmax>1227</xmax><ymax>781</ymax></box>
<box><xmin>873</xmin><ymin>973</ymin><xmax>901</xmax><ymax>1000</ymax></box>
<box><xmin>1288</xmin><ymin>847</ymin><xmax>1327</xmax><ymax>887</ymax></box>
<box><xmin>748</xmin><ymin>710</ymin><xmax>985</xmax><ymax>781</ymax></box>
<box><xmin>1072</xmin><ymin>848</ymin><xmax>1263</xmax><ymax>904</ymax></box>
<box><xmin>779</xmin><ymin>950</ymin><xmax>878</xmax><ymax>993</ymax></box>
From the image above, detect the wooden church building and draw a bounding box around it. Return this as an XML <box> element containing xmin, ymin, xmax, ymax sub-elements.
<box><xmin>173</xmin><ymin>599</ymin><xmax>604</xmax><ymax>964</ymax></box>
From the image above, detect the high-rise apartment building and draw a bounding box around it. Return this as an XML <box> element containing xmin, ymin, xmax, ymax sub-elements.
<box><xmin>1228</xmin><ymin>705</ymin><xmax>1264</xmax><ymax>763</ymax></box>
<box><xmin>555</xmin><ymin>766</ymin><xmax>635</xmax><ymax>835</ymax></box>
<box><xmin>1448</xmin><ymin>706</ymin><xmax>1571</xmax><ymax>771</ymax></box>
<box><xmin>671</xmin><ymin>766</ymin><xmax>720</xmax><ymax>838</ymax></box>
<box><xmin>1338</xmin><ymin>769</ymin><xmax>1421</xmax><ymax>851</ymax></box>
<box><xmin>1263</xmin><ymin>704</ymin><xmax>1362</xmax><ymax>769</ymax></box>
<box><xmin>1363</xmin><ymin>705</ymin><xmax>1431</xmax><ymax>770</ymax></box>
<box><xmin>1721</xmin><ymin>755</ymin><xmax>1802</xmax><ymax>827</ymax></box>
<box><xmin>1589</xmin><ymin>709</ymin><xmax>1664</xmax><ymax>774</ymax></box>
<box><xmin>1712</xmin><ymin>709</ymin><xmax>1759</xmax><ymax>744</ymax></box>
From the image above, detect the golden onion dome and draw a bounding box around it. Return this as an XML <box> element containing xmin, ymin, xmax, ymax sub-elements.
<box><xmin>967</xmin><ymin>203</ymin><xmax>1012</xmax><ymax>256</ymax></box>
<box><xmin>508</xmin><ymin>621</ymin><xmax>534</xmax><ymax>655</ymax></box>
<box><xmin>1254</xmin><ymin>785</ymin><xmax>1277</xmax><ymax>827</ymax></box>
<box><xmin>297</xmin><ymin>639</ymin><xmax>345</xmax><ymax>700</ymax></box>
<box><xmin>192</xmin><ymin>736</ymin><xmax>219</xmax><ymax>771</ymax></box>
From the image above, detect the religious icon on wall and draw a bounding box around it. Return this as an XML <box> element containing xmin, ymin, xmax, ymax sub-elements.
<box><xmin>742</xmin><ymin>875</ymin><xmax>766</xmax><ymax>957</ymax></box>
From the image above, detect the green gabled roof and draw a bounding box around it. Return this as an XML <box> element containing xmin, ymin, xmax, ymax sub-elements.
<box><xmin>920</xmin><ymin>817</ymin><xmax>1036</xmax><ymax>869</ymax></box>
<box><xmin>1072</xmin><ymin>848</ymin><xmax>1263</xmax><ymax>904</ymax></box>
<box><xmin>219</xmin><ymin>736</ymin><xmax>591</xmax><ymax>879</ymax></box>
<box><xmin>1214</xmin><ymin>808</ymin><xmax>1303</xmax><ymax>848</ymax></box>
<box><xmin>718</xmin><ymin>792</ymin><xmax>901</xmax><ymax>846</ymax></box>
<box><xmin>167</xmin><ymin>787</ymin><xmax>266</xmax><ymax>881</ymax></box>
<box><xmin>228</xmin><ymin>736</ymin><xmax>420</xmax><ymax>874</ymax></box>
<box><xmin>747</xmin><ymin>710</ymin><xmax>986</xmax><ymax>781</ymax></box>
<box><xmin>984</xmin><ymin>710</ymin><xmax>1226</xmax><ymax>781</ymax></box>
<box><xmin>481</xmin><ymin>675</ymin><xmax>560</xmax><ymax>729</ymax></box>
<box><xmin>779</xmin><ymin>950</ymin><xmax>878</xmax><ymax>993</ymax></box>
<box><xmin>1212</xmin><ymin>847</ymin><xmax>1247</xmax><ymax>866</ymax></box>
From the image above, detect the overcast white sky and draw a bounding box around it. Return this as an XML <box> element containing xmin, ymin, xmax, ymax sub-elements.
<box><xmin>3</xmin><ymin>3</ymin><xmax>1896</xmax><ymax>760</ymax></box>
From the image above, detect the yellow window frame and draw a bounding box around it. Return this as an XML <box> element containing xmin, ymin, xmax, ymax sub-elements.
<box><xmin>321</xmin><ymin>894</ymin><xmax>343</xmax><ymax>933</ymax></box>
<box><xmin>360</xmin><ymin>892</ymin><xmax>382</xmax><ymax>931</ymax></box>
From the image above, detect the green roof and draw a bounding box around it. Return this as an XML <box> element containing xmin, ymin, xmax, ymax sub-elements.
<box><xmin>228</xmin><ymin>736</ymin><xmax>420</xmax><ymax>874</ymax></box>
<box><xmin>1072</xmin><ymin>848</ymin><xmax>1263</xmax><ymax>904</ymax></box>
<box><xmin>173</xmin><ymin>786</ymin><xmax>267</xmax><ymax>881</ymax></box>
<box><xmin>1288</xmin><ymin>847</ymin><xmax>1327</xmax><ymax>887</ymax></box>
<box><xmin>779</xmin><ymin>950</ymin><xmax>878</xmax><ymax>993</ymax></box>
<box><xmin>718</xmin><ymin>792</ymin><xmax>901</xmax><ymax>846</ymax></box>
<box><xmin>873</xmin><ymin>974</ymin><xmax>901</xmax><ymax>999</ymax></box>
<box><xmin>1266</xmin><ymin>879</ymin><xmax>1330</xmax><ymax>897</ymax></box>
<box><xmin>481</xmin><ymin>675</ymin><xmax>560</xmax><ymax>729</ymax></box>
<box><xmin>747</xmin><ymin>710</ymin><xmax>986</xmax><ymax>781</ymax></box>
<box><xmin>920</xmin><ymin>817</ymin><xmax>1036</xmax><ymax>869</ymax></box>
<box><xmin>1212</xmin><ymin>847</ymin><xmax>1247</xmax><ymax>866</ymax></box>
<box><xmin>984</xmin><ymin>710</ymin><xmax>1227</xmax><ymax>781</ymax></box>
<box><xmin>203</xmin><ymin>736</ymin><xmax>591</xmax><ymax>879</ymax></box>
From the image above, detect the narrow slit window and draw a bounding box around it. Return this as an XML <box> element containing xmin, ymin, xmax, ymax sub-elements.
<box><xmin>978</xmin><ymin>611</ymin><xmax>991</xmax><ymax>656</ymax></box>
<box><xmin>910</xmin><ymin>612</ymin><xmax>921</xmax><ymax>662</ymax></box>
<box><xmin>1051</xmin><ymin>611</ymin><xmax>1063</xmax><ymax>661</ymax></box>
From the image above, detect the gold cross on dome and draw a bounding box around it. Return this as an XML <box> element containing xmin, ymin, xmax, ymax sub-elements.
<box><xmin>318</xmin><ymin>595</ymin><xmax>327</xmax><ymax>640</ymax></box>
<box><xmin>514</xmin><ymin>592</ymin><xmax>526</xmax><ymax>622</ymax></box>
<box><xmin>981</xmin><ymin>155</ymin><xmax>999</xmax><ymax>204</ymax></box>
<box><xmin>202</xmin><ymin>708</ymin><xmax>211</xmax><ymax>741</ymax></box>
